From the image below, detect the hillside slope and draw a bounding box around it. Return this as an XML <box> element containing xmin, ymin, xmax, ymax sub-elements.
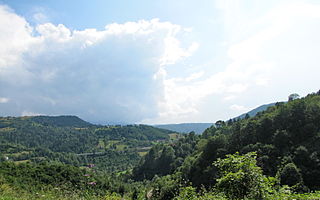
<box><xmin>0</xmin><ymin>116</ymin><xmax>175</xmax><ymax>171</ymax></box>
<box><xmin>134</xmin><ymin>90</ymin><xmax>320</xmax><ymax>192</ymax></box>
<box><xmin>29</xmin><ymin>115</ymin><xmax>93</xmax><ymax>127</ymax></box>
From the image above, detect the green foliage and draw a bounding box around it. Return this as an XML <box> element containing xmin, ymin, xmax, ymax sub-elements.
<box><xmin>132</xmin><ymin>132</ymin><xmax>198</xmax><ymax>181</ymax></box>
<box><xmin>29</xmin><ymin>115</ymin><xmax>92</xmax><ymax>127</ymax></box>
<box><xmin>173</xmin><ymin>91</ymin><xmax>320</xmax><ymax>191</ymax></box>
<box><xmin>214</xmin><ymin>152</ymin><xmax>274</xmax><ymax>199</ymax></box>
<box><xmin>0</xmin><ymin>161</ymin><xmax>88</xmax><ymax>191</ymax></box>
<box><xmin>0</xmin><ymin>161</ymin><xmax>141</xmax><ymax>199</ymax></box>
<box><xmin>94</xmin><ymin>124</ymin><xmax>171</xmax><ymax>141</ymax></box>
<box><xmin>0</xmin><ymin>116</ymin><xmax>174</xmax><ymax>172</ymax></box>
<box><xmin>179</xmin><ymin>133</ymin><xmax>228</xmax><ymax>187</ymax></box>
<box><xmin>173</xmin><ymin>186</ymin><xmax>198</xmax><ymax>200</ymax></box>
<box><xmin>174</xmin><ymin>186</ymin><xmax>228</xmax><ymax>200</ymax></box>
<box><xmin>2</xmin><ymin>91</ymin><xmax>320</xmax><ymax>200</ymax></box>
<box><xmin>279</xmin><ymin>163</ymin><xmax>303</xmax><ymax>187</ymax></box>
<box><xmin>148</xmin><ymin>174</ymin><xmax>182</xmax><ymax>200</ymax></box>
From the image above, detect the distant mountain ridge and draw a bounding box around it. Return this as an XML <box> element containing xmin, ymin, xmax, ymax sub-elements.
<box><xmin>154</xmin><ymin>103</ymin><xmax>279</xmax><ymax>134</ymax></box>
<box><xmin>234</xmin><ymin>102</ymin><xmax>278</xmax><ymax>120</ymax></box>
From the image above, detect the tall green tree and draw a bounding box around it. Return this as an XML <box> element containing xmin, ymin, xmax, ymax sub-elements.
<box><xmin>214</xmin><ymin>152</ymin><xmax>274</xmax><ymax>200</ymax></box>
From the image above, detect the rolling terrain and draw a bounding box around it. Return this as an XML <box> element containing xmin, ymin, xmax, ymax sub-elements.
<box><xmin>1</xmin><ymin>90</ymin><xmax>320</xmax><ymax>199</ymax></box>
<box><xmin>0</xmin><ymin>116</ymin><xmax>176</xmax><ymax>172</ymax></box>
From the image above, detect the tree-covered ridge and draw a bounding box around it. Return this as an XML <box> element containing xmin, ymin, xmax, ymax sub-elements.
<box><xmin>0</xmin><ymin>116</ymin><xmax>172</xmax><ymax>152</ymax></box>
<box><xmin>28</xmin><ymin>115</ymin><xmax>93</xmax><ymax>127</ymax></box>
<box><xmin>133</xmin><ymin>90</ymin><xmax>320</xmax><ymax>199</ymax></box>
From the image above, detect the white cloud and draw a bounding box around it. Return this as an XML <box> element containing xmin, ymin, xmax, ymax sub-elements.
<box><xmin>36</xmin><ymin>23</ymin><xmax>71</xmax><ymax>41</ymax></box>
<box><xmin>144</xmin><ymin>1</ymin><xmax>320</xmax><ymax>123</ymax></box>
<box><xmin>185</xmin><ymin>71</ymin><xmax>204</xmax><ymax>82</ymax></box>
<box><xmin>0</xmin><ymin>97</ymin><xmax>9</xmax><ymax>103</ymax></box>
<box><xmin>255</xmin><ymin>77</ymin><xmax>270</xmax><ymax>86</ymax></box>
<box><xmin>21</xmin><ymin>111</ymin><xmax>42</xmax><ymax>116</ymax></box>
<box><xmin>160</xmin><ymin>36</ymin><xmax>199</xmax><ymax>66</ymax></box>
<box><xmin>0</xmin><ymin>5</ymin><xmax>197</xmax><ymax>123</ymax></box>
<box><xmin>230</xmin><ymin>104</ymin><xmax>247</xmax><ymax>112</ymax></box>
<box><xmin>0</xmin><ymin>6</ymin><xmax>35</xmax><ymax>68</ymax></box>
<box><xmin>222</xmin><ymin>2</ymin><xmax>320</xmax><ymax>93</ymax></box>
<box><xmin>2</xmin><ymin>2</ymin><xmax>320</xmax><ymax>124</ymax></box>
<box><xmin>223</xmin><ymin>95</ymin><xmax>236</xmax><ymax>101</ymax></box>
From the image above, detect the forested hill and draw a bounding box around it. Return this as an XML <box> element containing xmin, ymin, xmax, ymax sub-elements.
<box><xmin>0</xmin><ymin>116</ymin><xmax>175</xmax><ymax>171</ymax></box>
<box><xmin>133</xmin><ymin>90</ymin><xmax>320</xmax><ymax>196</ymax></box>
<box><xmin>29</xmin><ymin>115</ymin><xmax>93</xmax><ymax>127</ymax></box>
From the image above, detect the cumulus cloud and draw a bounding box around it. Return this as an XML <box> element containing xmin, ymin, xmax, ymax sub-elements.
<box><xmin>160</xmin><ymin>37</ymin><xmax>199</xmax><ymax>66</ymax></box>
<box><xmin>144</xmin><ymin>1</ymin><xmax>320</xmax><ymax>123</ymax></box>
<box><xmin>0</xmin><ymin>5</ymin><xmax>196</xmax><ymax>123</ymax></box>
<box><xmin>2</xmin><ymin>1</ymin><xmax>320</xmax><ymax>124</ymax></box>
<box><xmin>149</xmin><ymin>68</ymin><xmax>252</xmax><ymax>123</ymax></box>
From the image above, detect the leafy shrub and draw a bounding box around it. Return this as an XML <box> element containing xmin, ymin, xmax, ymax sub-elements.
<box><xmin>213</xmin><ymin>152</ymin><xmax>275</xmax><ymax>199</ymax></box>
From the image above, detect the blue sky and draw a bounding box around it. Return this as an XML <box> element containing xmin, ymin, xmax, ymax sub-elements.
<box><xmin>1</xmin><ymin>0</ymin><xmax>217</xmax><ymax>28</ymax></box>
<box><xmin>0</xmin><ymin>0</ymin><xmax>320</xmax><ymax>124</ymax></box>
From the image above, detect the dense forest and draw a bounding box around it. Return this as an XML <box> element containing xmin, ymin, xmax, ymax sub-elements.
<box><xmin>130</xmin><ymin>90</ymin><xmax>320</xmax><ymax>199</ymax></box>
<box><xmin>1</xmin><ymin>90</ymin><xmax>320</xmax><ymax>199</ymax></box>
<box><xmin>0</xmin><ymin>117</ymin><xmax>175</xmax><ymax>172</ymax></box>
